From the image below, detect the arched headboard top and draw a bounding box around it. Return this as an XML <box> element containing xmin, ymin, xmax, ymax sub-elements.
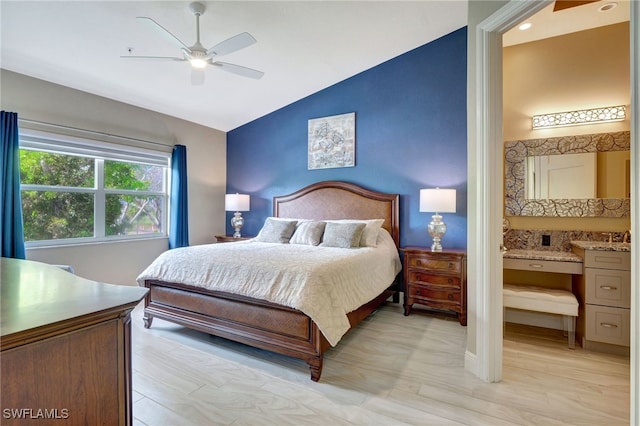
<box><xmin>273</xmin><ymin>181</ymin><xmax>400</xmax><ymax>248</ymax></box>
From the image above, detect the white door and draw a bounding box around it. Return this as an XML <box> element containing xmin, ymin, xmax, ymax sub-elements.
<box><xmin>538</xmin><ymin>152</ymin><xmax>596</xmax><ymax>199</ymax></box>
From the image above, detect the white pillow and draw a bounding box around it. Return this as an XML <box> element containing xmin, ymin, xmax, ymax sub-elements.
<box><xmin>326</xmin><ymin>219</ymin><xmax>385</xmax><ymax>247</ymax></box>
<box><xmin>290</xmin><ymin>221</ymin><xmax>326</xmax><ymax>245</ymax></box>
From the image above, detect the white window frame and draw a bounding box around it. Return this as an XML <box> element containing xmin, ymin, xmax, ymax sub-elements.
<box><xmin>19</xmin><ymin>129</ymin><xmax>171</xmax><ymax>247</ymax></box>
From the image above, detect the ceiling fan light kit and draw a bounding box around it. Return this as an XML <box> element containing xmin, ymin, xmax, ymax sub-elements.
<box><xmin>121</xmin><ymin>1</ymin><xmax>264</xmax><ymax>85</ymax></box>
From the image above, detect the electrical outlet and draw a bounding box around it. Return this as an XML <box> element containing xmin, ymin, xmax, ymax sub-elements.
<box><xmin>542</xmin><ymin>235</ymin><xmax>551</xmax><ymax>246</ymax></box>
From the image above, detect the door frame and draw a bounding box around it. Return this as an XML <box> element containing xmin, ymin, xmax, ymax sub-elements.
<box><xmin>472</xmin><ymin>0</ymin><xmax>639</xmax><ymax>422</ymax></box>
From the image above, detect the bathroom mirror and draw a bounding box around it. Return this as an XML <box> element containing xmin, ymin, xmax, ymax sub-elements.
<box><xmin>505</xmin><ymin>131</ymin><xmax>630</xmax><ymax>217</ymax></box>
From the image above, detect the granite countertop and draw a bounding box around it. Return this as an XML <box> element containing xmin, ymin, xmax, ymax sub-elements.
<box><xmin>503</xmin><ymin>249</ymin><xmax>583</xmax><ymax>263</ymax></box>
<box><xmin>570</xmin><ymin>241</ymin><xmax>631</xmax><ymax>252</ymax></box>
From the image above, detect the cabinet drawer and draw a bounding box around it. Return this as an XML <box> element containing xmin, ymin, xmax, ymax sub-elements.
<box><xmin>407</xmin><ymin>255</ymin><xmax>461</xmax><ymax>273</ymax></box>
<box><xmin>585</xmin><ymin>268</ymin><xmax>631</xmax><ymax>308</ymax></box>
<box><xmin>585</xmin><ymin>304</ymin><xmax>630</xmax><ymax>346</ymax></box>
<box><xmin>408</xmin><ymin>285</ymin><xmax>460</xmax><ymax>303</ymax></box>
<box><xmin>408</xmin><ymin>271</ymin><xmax>460</xmax><ymax>287</ymax></box>
<box><xmin>503</xmin><ymin>258</ymin><xmax>583</xmax><ymax>274</ymax></box>
<box><xmin>584</xmin><ymin>250</ymin><xmax>630</xmax><ymax>271</ymax></box>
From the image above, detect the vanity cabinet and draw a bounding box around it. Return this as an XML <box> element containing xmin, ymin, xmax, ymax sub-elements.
<box><xmin>572</xmin><ymin>248</ymin><xmax>631</xmax><ymax>353</ymax></box>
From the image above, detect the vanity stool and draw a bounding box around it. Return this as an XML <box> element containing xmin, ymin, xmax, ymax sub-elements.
<box><xmin>503</xmin><ymin>283</ymin><xmax>579</xmax><ymax>348</ymax></box>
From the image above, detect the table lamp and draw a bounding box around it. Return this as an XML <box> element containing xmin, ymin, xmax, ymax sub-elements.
<box><xmin>225</xmin><ymin>193</ymin><xmax>250</xmax><ymax>238</ymax></box>
<box><xmin>419</xmin><ymin>188</ymin><xmax>456</xmax><ymax>251</ymax></box>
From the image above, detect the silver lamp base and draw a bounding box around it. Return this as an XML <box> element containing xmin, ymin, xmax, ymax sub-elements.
<box><xmin>230</xmin><ymin>211</ymin><xmax>245</xmax><ymax>238</ymax></box>
<box><xmin>427</xmin><ymin>213</ymin><xmax>447</xmax><ymax>251</ymax></box>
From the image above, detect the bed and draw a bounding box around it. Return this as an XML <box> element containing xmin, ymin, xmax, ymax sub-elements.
<box><xmin>137</xmin><ymin>180</ymin><xmax>400</xmax><ymax>381</ymax></box>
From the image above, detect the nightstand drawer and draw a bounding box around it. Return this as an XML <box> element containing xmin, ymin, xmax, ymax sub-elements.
<box><xmin>407</xmin><ymin>255</ymin><xmax>461</xmax><ymax>274</ymax></box>
<box><xmin>408</xmin><ymin>271</ymin><xmax>460</xmax><ymax>287</ymax></box>
<box><xmin>408</xmin><ymin>285</ymin><xmax>460</xmax><ymax>303</ymax></box>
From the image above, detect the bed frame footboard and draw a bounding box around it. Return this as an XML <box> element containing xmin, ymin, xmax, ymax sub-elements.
<box><xmin>142</xmin><ymin>278</ymin><xmax>397</xmax><ymax>381</ymax></box>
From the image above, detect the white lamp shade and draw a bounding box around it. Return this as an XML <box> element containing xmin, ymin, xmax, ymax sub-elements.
<box><xmin>225</xmin><ymin>193</ymin><xmax>250</xmax><ymax>212</ymax></box>
<box><xmin>420</xmin><ymin>188</ymin><xmax>456</xmax><ymax>213</ymax></box>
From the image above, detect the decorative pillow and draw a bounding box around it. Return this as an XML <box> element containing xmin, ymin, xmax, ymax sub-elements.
<box><xmin>254</xmin><ymin>218</ymin><xmax>298</xmax><ymax>243</ymax></box>
<box><xmin>290</xmin><ymin>221</ymin><xmax>326</xmax><ymax>246</ymax></box>
<box><xmin>320</xmin><ymin>222</ymin><xmax>366</xmax><ymax>248</ymax></box>
<box><xmin>327</xmin><ymin>219</ymin><xmax>385</xmax><ymax>247</ymax></box>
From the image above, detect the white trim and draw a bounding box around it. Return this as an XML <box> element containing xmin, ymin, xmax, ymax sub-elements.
<box><xmin>464</xmin><ymin>350</ymin><xmax>478</xmax><ymax>377</ymax></box>
<box><xmin>472</xmin><ymin>0</ymin><xmax>554</xmax><ymax>383</ymax></box>
<box><xmin>25</xmin><ymin>234</ymin><xmax>168</xmax><ymax>249</ymax></box>
<box><xmin>629</xmin><ymin>1</ymin><xmax>639</xmax><ymax>423</ymax></box>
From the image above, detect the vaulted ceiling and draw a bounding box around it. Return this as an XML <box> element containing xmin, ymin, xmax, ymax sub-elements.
<box><xmin>1</xmin><ymin>1</ymin><xmax>629</xmax><ymax>132</ymax></box>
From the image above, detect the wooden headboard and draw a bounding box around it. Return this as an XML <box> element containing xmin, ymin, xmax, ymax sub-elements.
<box><xmin>273</xmin><ymin>181</ymin><xmax>400</xmax><ymax>248</ymax></box>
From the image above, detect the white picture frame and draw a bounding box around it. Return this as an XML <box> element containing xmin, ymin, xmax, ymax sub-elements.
<box><xmin>308</xmin><ymin>112</ymin><xmax>355</xmax><ymax>170</ymax></box>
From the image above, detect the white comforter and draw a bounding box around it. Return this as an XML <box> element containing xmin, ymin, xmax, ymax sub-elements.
<box><xmin>137</xmin><ymin>230</ymin><xmax>401</xmax><ymax>346</ymax></box>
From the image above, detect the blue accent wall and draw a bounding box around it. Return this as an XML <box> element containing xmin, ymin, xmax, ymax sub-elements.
<box><xmin>227</xmin><ymin>27</ymin><xmax>467</xmax><ymax>249</ymax></box>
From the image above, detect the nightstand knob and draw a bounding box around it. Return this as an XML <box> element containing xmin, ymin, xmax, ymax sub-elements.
<box><xmin>448</xmin><ymin>294</ymin><xmax>454</xmax><ymax>300</ymax></box>
<box><xmin>448</xmin><ymin>278</ymin><xmax>453</xmax><ymax>284</ymax></box>
<box><xmin>448</xmin><ymin>262</ymin><xmax>454</xmax><ymax>269</ymax></box>
<box><xmin>415</xmin><ymin>289</ymin><xmax>421</xmax><ymax>295</ymax></box>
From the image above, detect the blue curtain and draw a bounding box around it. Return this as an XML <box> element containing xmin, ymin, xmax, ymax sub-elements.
<box><xmin>1</xmin><ymin>111</ymin><xmax>26</xmax><ymax>259</ymax></box>
<box><xmin>169</xmin><ymin>144</ymin><xmax>189</xmax><ymax>249</ymax></box>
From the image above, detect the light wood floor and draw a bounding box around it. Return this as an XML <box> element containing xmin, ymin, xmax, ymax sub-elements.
<box><xmin>131</xmin><ymin>302</ymin><xmax>629</xmax><ymax>425</ymax></box>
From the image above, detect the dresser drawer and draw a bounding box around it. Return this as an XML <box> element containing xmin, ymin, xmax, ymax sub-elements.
<box><xmin>407</xmin><ymin>254</ymin><xmax>461</xmax><ymax>274</ymax></box>
<box><xmin>585</xmin><ymin>305</ymin><xmax>630</xmax><ymax>347</ymax></box>
<box><xmin>585</xmin><ymin>268</ymin><xmax>631</xmax><ymax>308</ymax></box>
<box><xmin>584</xmin><ymin>250</ymin><xmax>631</xmax><ymax>271</ymax></box>
<box><xmin>408</xmin><ymin>285</ymin><xmax>460</xmax><ymax>304</ymax></box>
<box><xmin>408</xmin><ymin>271</ymin><xmax>460</xmax><ymax>287</ymax></box>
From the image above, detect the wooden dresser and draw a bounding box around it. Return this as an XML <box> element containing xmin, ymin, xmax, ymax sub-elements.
<box><xmin>1</xmin><ymin>258</ymin><xmax>148</xmax><ymax>426</ymax></box>
<box><xmin>400</xmin><ymin>248</ymin><xmax>467</xmax><ymax>325</ymax></box>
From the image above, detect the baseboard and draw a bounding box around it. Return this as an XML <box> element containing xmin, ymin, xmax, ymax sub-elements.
<box><xmin>464</xmin><ymin>349</ymin><xmax>478</xmax><ymax>377</ymax></box>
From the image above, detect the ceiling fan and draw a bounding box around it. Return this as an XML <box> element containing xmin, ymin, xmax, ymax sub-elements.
<box><xmin>122</xmin><ymin>2</ymin><xmax>264</xmax><ymax>85</ymax></box>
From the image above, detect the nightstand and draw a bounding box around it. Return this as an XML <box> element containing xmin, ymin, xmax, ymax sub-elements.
<box><xmin>400</xmin><ymin>247</ymin><xmax>467</xmax><ymax>326</ymax></box>
<box><xmin>214</xmin><ymin>235</ymin><xmax>252</xmax><ymax>243</ymax></box>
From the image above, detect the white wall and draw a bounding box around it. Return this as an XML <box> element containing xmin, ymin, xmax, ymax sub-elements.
<box><xmin>1</xmin><ymin>70</ymin><xmax>227</xmax><ymax>286</ymax></box>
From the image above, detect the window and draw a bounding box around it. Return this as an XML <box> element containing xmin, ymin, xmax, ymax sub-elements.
<box><xmin>19</xmin><ymin>130</ymin><xmax>170</xmax><ymax>246</ymax></box>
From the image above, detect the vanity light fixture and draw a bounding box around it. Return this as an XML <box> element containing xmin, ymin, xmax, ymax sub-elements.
<box><xmin>420</xmin><ymin>188</ymin><xmax>456</xmax><ymax>252</ymax></box>
<box><xmin>225</xmin><ymin>193</ymin><xmax>250</xmax><ymax>237</ymax></box>
<box><xmin>532</xmin><ymin>105</ymin><xmax>626</xmax><ymax>129</ymax></box>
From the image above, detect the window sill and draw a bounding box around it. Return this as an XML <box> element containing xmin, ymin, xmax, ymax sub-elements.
<box><xmin>26</xmin><ymin>235</ymin><xmax>168</xmax><ymax>250</ymax></box>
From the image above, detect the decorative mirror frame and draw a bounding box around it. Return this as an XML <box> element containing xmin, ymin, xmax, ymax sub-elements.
<box><xmin>505</xmin><ymin>131</ymin><xmax>630</xmax><ymax>217</ymax></box>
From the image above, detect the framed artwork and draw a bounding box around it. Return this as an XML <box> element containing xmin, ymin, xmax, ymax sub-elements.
<box><xmin>308</xmin><ymin>112</ymin><xmax>355</xmax><ymax>170</ymax></box>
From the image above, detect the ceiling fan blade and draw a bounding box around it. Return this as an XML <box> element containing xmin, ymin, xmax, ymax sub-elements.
<box><xmin>121</xmin><ymin>55</ymin><xmax>186</xmax><ymax>62</ymax></box>
<box><xmin>191</xmin><ymin>68</ymin><xmax>205</xmax><ymax>86</ymax></box>
<box><xmin>213</xmin><ymin>62</ymin><xmax>264</xmax><ymax>79</ymax></box>
<box><xmin>136</xmin><ymin>16</ymin><xmax>190</xmax><ymax>50</ymax></box>
<box><xmin>206</xmin><ymin>32</ymin><xmax>257</xmax><ymax>57</ymax></box>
